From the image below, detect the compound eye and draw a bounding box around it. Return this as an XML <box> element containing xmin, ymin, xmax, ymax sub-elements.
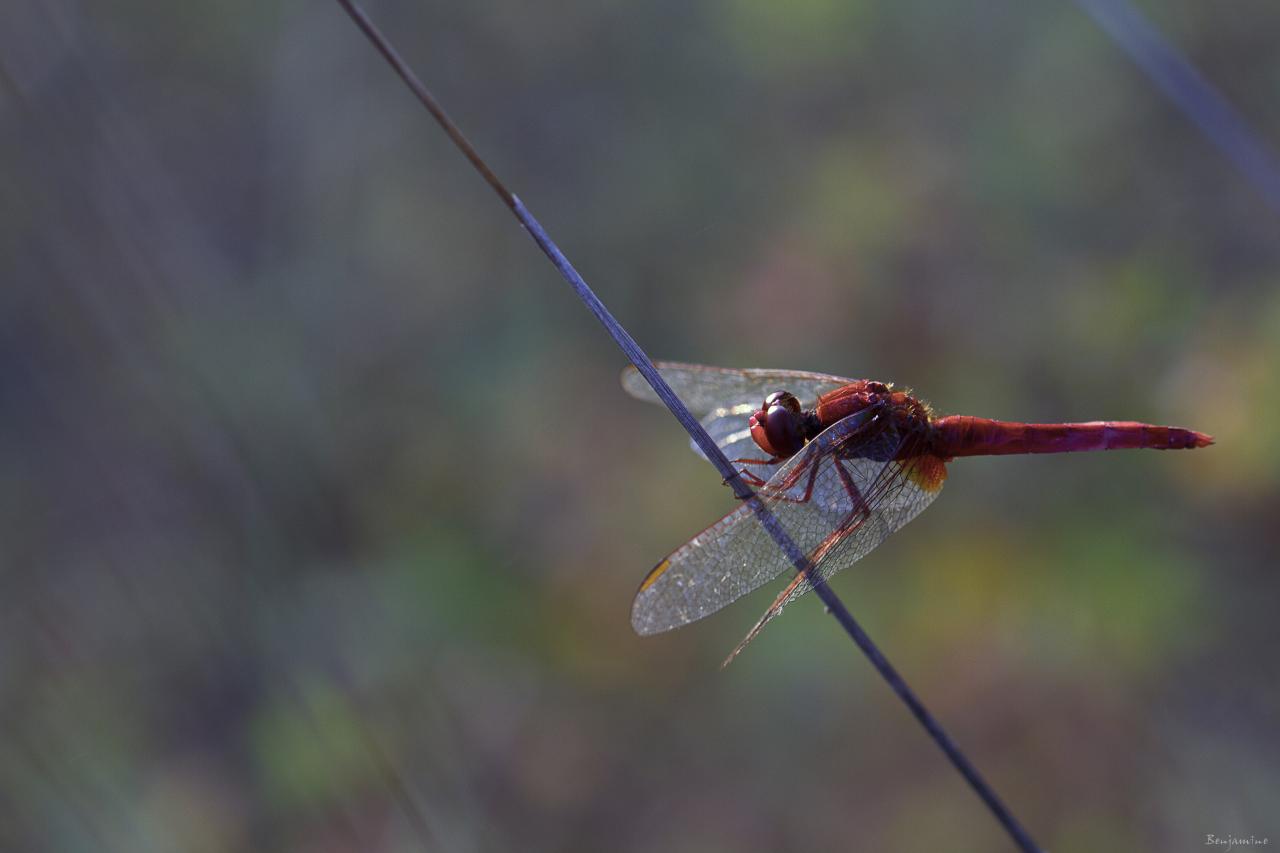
<box><xmin>747</xmin><ymin>402</ymin><xmax>802</xmax><ymax>459</ymax></box>
<box><xmin>763</xmin><ymin>390</ymin><xmax>801</xmax><ymax>414</ymax></box>
<box><xmin>767</xmin><ymin>405</ymin><xmax>804</xmax><ymax>457</ymax></box>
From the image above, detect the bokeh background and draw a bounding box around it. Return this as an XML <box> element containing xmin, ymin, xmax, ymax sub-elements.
<box><xmin>3</xmin><ymin>0</ymin><xmax>1278</xmax><ymax>850</ymax></box>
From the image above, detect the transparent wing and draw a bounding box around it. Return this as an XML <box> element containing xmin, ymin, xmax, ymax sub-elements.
<box><xmin>698</xmin><ymin>404</ymin><xmax>759</xmax><ymax>458</ymax></box>
<box><xmin>768</xmin><ymin>428</ymin><xmax>943</xmax><ymax>610</ymax></box>
<box><xmin>631</xmin><ymin>408</ymin><xmax>948</xmax><ymax>636</ymax></box>
<box><xmin>691</xmin><ymin>404</ymin><xmax>783</xmax><ymax>483</ymax></box>
<box><xmin>721</xmin><ymin>425</ymin><xmax>946</xmax><ymax>663</ymax></box>
<box><xmin>621</xmin><ymin>362</ymin><xmax>855</xmax><ymax>417</ymax></box>
<box><xmin>624</xmin><ymin>362</ymin><xmax>856</xmax><ymax>470</ymax></box>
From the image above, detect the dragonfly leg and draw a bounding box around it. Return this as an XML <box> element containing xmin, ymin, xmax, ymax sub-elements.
<box><xmin>754</xmin><ymin>452</ymin><xmax>825</xmax><ymax>505</ymax></box>
<box><xmin>731</xmin><ymin>456</ymin><xmax>778</xmax><ymax>466</ymax></box>
<box><xmin>728</xmin><ymin>456</ymin><xmax>780</xmax><ymax>488</ymax></box>
<box><xmin>812</xmin><ymin>459</ymin><xmax>873</xmax><ymax>562</ymax></box>
<box><xmin>762</xmin><ymin>411</ymin><xmax>888</xmax><ymax>499</ymax></box>
<box><xmin>722</xmin><ymin>461</ymin><xmax>874</xmax><ymax>668</ymax></box>
<box><xmin>734</xmin><ymin>412</ymin><xmax>886</xmax><ymax>495</ymax></box>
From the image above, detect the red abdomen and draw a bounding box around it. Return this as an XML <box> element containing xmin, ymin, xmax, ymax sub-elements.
<box><xmin>932</xmin><ymin>416</ymin><xmax>1213</xmax><ymax>458</ymax></box>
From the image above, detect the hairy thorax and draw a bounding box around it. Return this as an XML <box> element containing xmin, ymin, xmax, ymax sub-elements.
<box><xmin>814</xmin><ymin>381</ymin><xmax>933</xmax><ymax>437</ymax></box>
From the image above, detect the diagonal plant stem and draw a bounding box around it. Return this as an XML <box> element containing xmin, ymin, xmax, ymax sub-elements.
<box><xmin>1075</xmin><ymin>0</ymin><xmax>1280</xmax><ymax>216</ymax></box>
<box><xmin>333</xmin><ymin>2</ymin><xmax>1042</xmax><ymax>850</ymax></box>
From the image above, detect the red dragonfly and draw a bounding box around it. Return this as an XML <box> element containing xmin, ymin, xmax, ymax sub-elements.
<box><xmin>623</xmin><ymin>362</ymin><xmax>1213</xmax><ymax>663</ymax></box>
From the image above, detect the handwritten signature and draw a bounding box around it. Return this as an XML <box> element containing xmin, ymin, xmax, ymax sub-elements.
<box><xmin>1206</xmin><ymin>834</ymin><xmax>1269</xmax><ymax>852</ymax></box>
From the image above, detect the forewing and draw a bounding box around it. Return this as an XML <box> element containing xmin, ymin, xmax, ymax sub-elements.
<box><xmin>720</xmin><ymin>426</ymin><xmax>947</xmax><ymax>661</ymax></box>
<box><xmin>632</xmin><ymin>407</ymin><xmax>945</xmax><ymax>635</ymax></box>
<box><xmin>692</xmin><ymin>404</ymin><xmax>782</xmax><ymax>482</ymax></box>
<box><xmin>787</xmin><ymin>426</ymin><xmax>943</xmax><ymax>604</ymax></box>
<box><xmin>621</xmin><ymin>362</ymin><xmax>855</xmax><ymax>417</ymax></box>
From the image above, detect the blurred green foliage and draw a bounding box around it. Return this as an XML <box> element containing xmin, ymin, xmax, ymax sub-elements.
<box><xmin>2</xmin><ymin>0</ymin><xmax>1278</xmax><ymax>850</ymax></box>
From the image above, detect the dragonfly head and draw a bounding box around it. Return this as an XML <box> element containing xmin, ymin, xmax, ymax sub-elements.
<box><xmin>749</xmin><ymin>390</ymin><xmax>806</xmax><ymax>458</ymax></box>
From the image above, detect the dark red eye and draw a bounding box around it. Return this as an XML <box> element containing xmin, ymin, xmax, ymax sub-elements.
<box><xmin>749</xmin><ymin>391</ymin><xmax>805</xmax><ymax>458</ymax></box>
<box><xmin>764</xmin><ymin>391</ymin><xmax>801</xmax><ymax>414</ymax></box>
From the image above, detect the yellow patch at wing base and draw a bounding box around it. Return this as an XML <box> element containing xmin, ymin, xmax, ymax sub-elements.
<box><xmin>907</xmin><ymin>454</ymin><xmax>949</xmax><ymax>493</ymax></box>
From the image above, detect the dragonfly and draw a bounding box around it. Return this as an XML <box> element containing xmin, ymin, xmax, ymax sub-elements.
<box><xmin>622</xmin><ymin>361</ymin><xmax>1213</xmax><ymax>664</ymax></box>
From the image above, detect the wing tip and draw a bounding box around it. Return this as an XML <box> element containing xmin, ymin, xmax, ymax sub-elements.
<box><xmin>620</xmin><ymin>362</ymin><xmax>677</xmax><ymax>403</ymax></box>
<box><xmin>619</xmin><ymin>363</ymin><xmax>641</xmax><ymax>393</ymax></box>
<box><xmin>630</xmin><ymin>614</ymin><xmax>662</xmax><ymax>637</ymax></box>
<box><xmin>630</xmin><ymin>559</ymin><xmax>672</xmax><ymax>636</ymax></box>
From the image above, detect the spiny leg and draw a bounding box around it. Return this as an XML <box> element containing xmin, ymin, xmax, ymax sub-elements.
<box><xmin>733</xmin><ymin>450</ymin><xmax>826</xmax><ymax>504</ymax></box>
<box><xmin>730</xmin><ymin>456</ymin><xmax>779</xmax><ymax>488</ymax></box>
<box><xmin>736</xmin><ymin>411</ymin><xmax>884</xmax><ymax>491</ymax></box>
<box><xmin>758</xmin><ymin>452</ymin><xmax>825</xmax><ymax>505</ymax></box>
<box><xmin>722</xmin><ymin>458</ymin><xmax>873</xmax><ymax>667</ymax></box>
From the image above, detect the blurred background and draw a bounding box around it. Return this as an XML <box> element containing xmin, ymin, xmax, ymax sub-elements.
<box><xmin>2</xmin><ymin>0</ymin><xmax>1278</xmax><ymax>850</ymax></box>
